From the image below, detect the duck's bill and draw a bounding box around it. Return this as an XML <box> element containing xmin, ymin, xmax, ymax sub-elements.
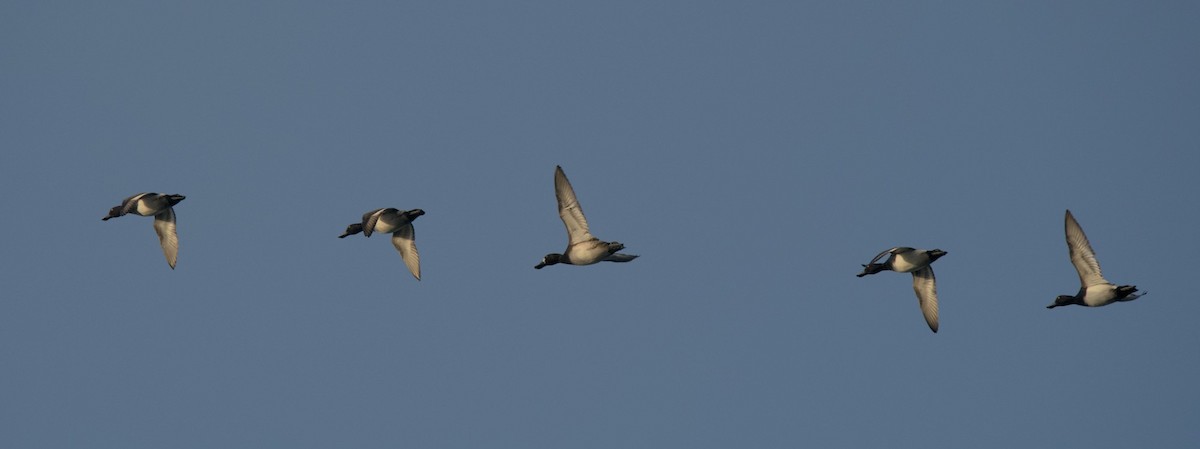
<box><xmin>534</xmin><ymin>262</ymin><xmax>547</xmax><ymax>269</ymax></box>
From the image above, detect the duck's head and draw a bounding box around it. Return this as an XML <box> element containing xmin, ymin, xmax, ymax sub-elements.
<box><xmin>1047</xmin><ymin>295</ymin><xmax>1078</xmax><ymax>309</ymax></box>
<box><xmin>165</xmin><ymin>194</ymin><xmax>186</xmax><ymax>206</ymax></box>
<box><xmin>408</xmin><ymin>209</ymin><xmax>425</xmax><ymax>218</ymax></box>
<box><xmin>101</xmin><ymin>206</ymin><xmax>123</xmax><ymax>221</ymax></box>
<box><xmin>856</xmin><ymin>263</ymin><xmax>887</xmax><ymax>277</ymax></box>
<box><xmin>339</xmin><ymin>223</ymin><xmax>364</xmax><ymax>238</ymax></box>
<box><xmin>534</xmin><ymin>253</ymin><xmax>562</xmax><ymax>269</ymax></box>
<box><xmin>927</xmin><ymin>249</ymin><xmax>947</xmax><ymax>262</ymax></box>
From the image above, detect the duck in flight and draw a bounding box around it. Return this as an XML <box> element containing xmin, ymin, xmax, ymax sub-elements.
<box><xmin>535</xmin><ymin>165</ymin><xmax>638</xmax><ymax>269</ymax></box>
<box><xmin>102</xmin><ymin>193</ymin><xmax>186</xmax><ymax>269</ymax></box>
<box><xmin>339</xmin><ymin>208</ymin><xmax>424</xmax><ymax>281</ymax></box>
<box><xmin>857</xmin><ymin>247</ymin><xmax>947</xmax><ymax>333</ymax></box>
<box><xmin>1047</xmin><ymin>210</ymin><xmax>1143</xmax><ymax>309</ymax></box>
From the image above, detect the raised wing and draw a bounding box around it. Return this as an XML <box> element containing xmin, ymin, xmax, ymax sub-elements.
<box><xmin>1064</xmin><ymin>210</ymin><xmax>1107</xmax><ymax>288</ymax></box>
<box><xmin>361</xmin><ymin>208</ymin><xmax>388</xmax><ymax>237</ymax></box>
<box><xmin>391</xmin><ymin>224</ymin><xmax>421</xmax><ymax>281</ymax></box>
<box><xmin>866</xmin><ymin>246</ymin><xmax>911</xmax><ymax>266</ymax></box>
<box><xmin>554</xmin><ymin>166</ymin><xmax>594</xmax><ymax>245</ymax></box>
<box><xmin>153</xmin><ymin>207</ymin><xmax>179</xmax><ymax>269</ymax></box>
<box><xmin>912</xmin><ymin>267</ymin><xmax>939</xmax><ymax>333</ymax></box>
<box><xmin>121</xmin><ymin>192</ymin><xmax>151</xmax><ymax>215</ymax></box>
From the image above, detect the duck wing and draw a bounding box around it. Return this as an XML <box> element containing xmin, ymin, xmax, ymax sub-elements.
<box><xmin>153</xmin><ymin>207</ymin><xmax>179</xmax><ymax>269</ymax></box>
<box><xmin>912</xmin><ymin>266</ymin><xmax>939</xmax><ymax>333</ymax></box>
<box><xmin>554</xmin><ymin>166</ymin><xmax>595</xmax><ymax>245</ymax></box>
<box><xmin>603</xmin><ymin>253</ymin><xmax>639</xmax><ymax>263</ymax></box>
<box><xmin>391</xmin><ymin>224</ymin><xmax>421</xmax><ymax>281</ymax></box>
<box><xmin>866</xmin><ymin>246</ymin><xmax>911</xmax><ymax>265</ymax></box>
<box><xmin>121</xmin><ymin>192</ymin><xmax>151</xmax><ymax>215</ymax></box>
<box><xmin>1065</xmin><ymin>210</ymin><xmax>1108</xmax><ymax>288</ymax></box>
<box><xmin>361</xmin><ymin>208</ymin><xmax>389</xmax><ymax>237</ymax></box>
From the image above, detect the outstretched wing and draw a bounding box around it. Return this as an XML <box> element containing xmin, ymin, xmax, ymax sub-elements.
<box><xmin>1065</xmin><ymin>210</ymin><xmax>1107</xmax><ymax>288</ymax></box>
<box><xmin>153</xmin><ymin>207</ymin><xmax>179</xmax><ymax>269</ymax></box>
<box><xmin>391</xmin><ymin>224</ymin><xmax>421</xmax><ymax>281</ymax></box>
<box><xmin>912</xmin><ymin>267</ymin><xmax>939</xmax><ymax>333</ymax></box>
<box><xmin>554</xmin><ymin>166</ymin><xmax>594</xmax><ymax>245</ymax></box>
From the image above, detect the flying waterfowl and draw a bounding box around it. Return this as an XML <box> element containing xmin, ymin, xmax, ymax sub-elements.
<box><xmin>1047</xmin><ymin>210</ymin><xmax>1143</xmax><ymax>309</ymax></box>
<box><xmin>339</xmin><ymin>208</ymin><xmax>424</xmax><ymax>281</ymax></box>
<box><xmin>856</xmin><ymin>247</ymin><xmax>947</xmax><ymax>333</ymax></box>
<box><xmin>535</xmin><ymin>165</ymin><xmax>638</xmax><ymax>269</ymax></box>
<box><xmin>102</xmin><ymin>193</ymin><xmax>186</xmax><ymax>269</ymax></box>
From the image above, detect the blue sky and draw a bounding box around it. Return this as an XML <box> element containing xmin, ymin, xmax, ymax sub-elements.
<box><xmin>3</xmin><ymin>1</ymin><xmax>1199</xmax><ymax>447</ymax></box>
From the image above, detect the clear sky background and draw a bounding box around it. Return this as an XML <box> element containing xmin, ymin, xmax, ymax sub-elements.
<box><xmin>3</xmin><ymin>1</ymin><xmax>1198</xmax><ymax>448</ymax></box>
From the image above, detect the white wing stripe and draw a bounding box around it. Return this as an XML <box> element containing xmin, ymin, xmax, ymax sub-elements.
<box><xmin>912</xmin><ymin>267</ymin><xmax>939</xmax><ymax>333</ymax></box>
<box><xmin>392</xmin><ymin>224</ymin><xmax>421</xmax><ymax>281</ymax></box>
<box><xmin>1065</xmin><ymin>210</ymin><xmax>1108</xmax><ymax>288</ymax></box>
<box><xmin>555</xmin><ymin>166</ymin><xmax>595</xmax><ymax>245</ymax></box>
<box><xmin>153</xmin><ymin>208</ymin><xmax>179</xmax><ymax>269</ymax></box>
